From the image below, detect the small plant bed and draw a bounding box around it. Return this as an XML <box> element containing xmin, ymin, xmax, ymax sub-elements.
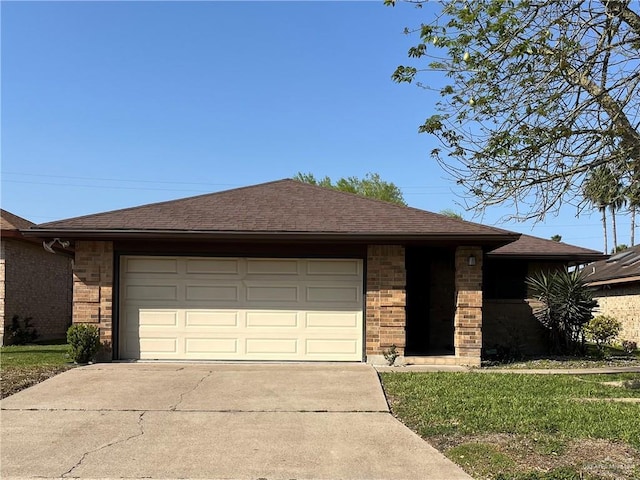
<box><xmin>381</xmin><ymin>372</ymin><xmax>640</xmax><ymax>480</ymax></box>
<box><xmin>0</xmin><ymin>343</ymin><xmax>75</xmax><ymax>399</ymax></box>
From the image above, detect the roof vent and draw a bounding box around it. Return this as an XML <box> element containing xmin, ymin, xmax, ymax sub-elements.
<box><xmin>606</xmin><ymin>250</ymin><xmax>633</xmax><ymax>263</ymax></box>
<box><xmin>621</xmin><ymin>253</ymin><xmax>640</xmax><ymax>267</ymax></box>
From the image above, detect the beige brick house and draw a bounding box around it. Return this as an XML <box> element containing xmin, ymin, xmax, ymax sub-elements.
<box><xmin>23</xmin><ymin>180</ymin><xmax>603</xmax><ymax>365</ymax></box>
<box><xmin>1</xmin><ymin>210</ymin><xmax>73</xmax><ymax>345</ymax></box>
<box><xmin>585</xmin><ymin>246</ymin><xmax>640</xmax><ymax>345</ymax></box>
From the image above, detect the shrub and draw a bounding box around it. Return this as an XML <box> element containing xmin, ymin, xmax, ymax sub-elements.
<box><xmin>8</xmin><ymin>315</ymin><xmax>38</xmax><ymax>345</ymax></box>
<box><xmin>526</xmin><ymin>269</ymin><xmax>597</xmax><ymax>355</ymax></box>
<box><xmin>383</xmin><ymin>344</ymin><xmax>399</xmax><ymax>366</ymax></box>
<box><xmin>67</xmin><ymin>324</ymin><xmax>101</xmax><ymax>364</ymax></box>
<box><xmin>584</xmin><ymin>315</ymin><xmax>621</xmax><ymax>352</ymax></box>
<box><xmin>622</xmin><ymin>340</ymin><xmax>638</xmax><ymax>354</ymax></box>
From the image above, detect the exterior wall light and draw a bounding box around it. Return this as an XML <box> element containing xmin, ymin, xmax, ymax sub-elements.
<box><xmin>468</xmin><ymin>255</ymin><xmax>476</xmax><ymax>266</ymax></box>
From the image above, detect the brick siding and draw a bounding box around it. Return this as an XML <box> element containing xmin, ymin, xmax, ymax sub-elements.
<box><xmin>1</xmin><ymin>239</ymin><xmax>72</xmax><ymax>345</ymax></box>
<box><xmin>365</xmin><ymin>245</ymin><xmax>406</xmax><ymax>357</ymax></box>
<box><xmin>454</xmin><ymin>246</ymin><xmax>483</xmax><ymax>366</ymax></box>
<box><xmin>73</xmin><ymin>241</ymin><xmax>114</xmax><ymax>354</ymax></box>
<box><xmin>593</xmin><ymin>284</ymin><xmax>640</xmax><ymax>345</ymax></box>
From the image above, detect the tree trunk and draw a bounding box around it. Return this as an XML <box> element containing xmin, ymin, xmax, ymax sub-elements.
<box><xmin>601</xmin><ymin>207</ymin><xmax>608</xmax><ymax>254</ymax></box>
<box><xmin>611</xmin><ymin>206</ymin><xmax>618</xmax><ymax>253</ymax></box>
<box><xmin>631</xmin><ymin>205</ymin><xmax>636</xmax><ymax>247</ymax></box>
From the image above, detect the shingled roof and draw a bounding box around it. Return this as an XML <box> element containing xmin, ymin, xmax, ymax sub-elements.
<box><xmin>26</xmin><ymin>179</ymin><xmax>518</xmax><ymax>244</ymax></box>
<box><xmin>1</xmin><ymin>209</ymin><xmax>35</xmax><ymax>231</ymax></box>
<box><xmin>488</xmin><ymin>234</ymin><xmax>604</xmax><ymax>263</ymax></box>
<box><xmin>584</xmin><ymin>244</ymin><xmax>640</xmax><ymax>286</ymax></box>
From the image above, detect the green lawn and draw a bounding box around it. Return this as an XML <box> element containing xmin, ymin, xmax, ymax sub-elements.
<box><xmin>1</xmin><ymin>343</ymin><xmax>70</xmax><ymax>367</ymax></box>
<box><xmin>381</xmin><ymin>372</ymin><xmax>640</xmax><ymax>480</ymax></box>
<box><xmin>1</xmin><ymin>343</ymin><xmax>74</xmax><ymax>398</ymax></box>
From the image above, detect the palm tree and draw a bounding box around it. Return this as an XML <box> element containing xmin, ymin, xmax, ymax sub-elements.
<box><xmin>625</xmin><ymin>176</ymin><xmax>640</xmax><ymax>246</ymax></box>
<box><xmin>609</xmin><ymin>181</ymin><xmax>626</xmax><ymax>253</ymax></box>
<box><xmin>583</xmin><ymin>166</ymin><xmax>612</xmax><ymax>254</ymax></box>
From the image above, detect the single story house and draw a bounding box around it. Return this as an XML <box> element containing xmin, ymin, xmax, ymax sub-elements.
<box><xmin>1</xmin><ymin>209</ymin><xmax>73</xmax><ymax>345</ymax></box>
<box><xmin>23</xmin><ymin>179</ymin><xmax>603</xmax><ymax>365</ymax></box>
<box><xmin>585</xmin><ymin>245</ymin><xmax>640</xmax><ymax>344</ymax></box>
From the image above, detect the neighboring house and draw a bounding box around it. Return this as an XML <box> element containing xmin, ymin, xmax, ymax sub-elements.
<box><xmin>24</xmin><ymin>179</ymin><xmax>603</xmax><ymax>365</ymax></box>
<box><xmin>585</xmin><ymin>245</ymin><xmax>640</xmax><ymax>345</ymax></box>
<box><xmin>1</xmin><ymin>209</ymin><xmax>73</xmax><ymax>345</ymax></box>
<box><xmin>484</xmin><ymin>235</ymin><xmax>604</xmax><ymax>356</ymax></box>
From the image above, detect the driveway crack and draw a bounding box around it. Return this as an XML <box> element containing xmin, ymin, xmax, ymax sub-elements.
<box><xmin>61</xmin><ymin>411</ymin><xmax>146</xmax><ymax>478</ymax></box>
<box><xmin>170</xmin><ymin>370</ymin><xmax>212</xmax><ymax>411</ymax></box>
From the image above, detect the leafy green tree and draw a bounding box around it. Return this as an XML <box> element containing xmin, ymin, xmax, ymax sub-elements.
<box><xmin>294</xmin><ymin>172</ymin><xmax>407</xmax><ymax>205</ymax></box>
<box><xmin>550</xmin><ymin>235</ymin><xmax>562</xmax><ymax>242</ymax></box>
<box><xmin>387</xmin><ymin>0</ymin><xmax>640</xmax><ymax>221</ymax></box>
<box><xmin>526</xmin><ymin>269</ymin><xmax>598</xmax><ymax>355</ymax></box>
<box><xmin>439</xmin><ymin>209</ymin><xmax>463</xmax><ymax>220</ymax></box>
<box><xmin>613</xmin><ymin>244</ymin><xmax>628</xmax><ymax>253</ymax></box>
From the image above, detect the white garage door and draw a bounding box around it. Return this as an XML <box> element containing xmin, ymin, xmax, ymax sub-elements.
<box><xmin>119</xmin><ymin>256</ymin><xmax>363</xmax><ymax>361</ymax></box>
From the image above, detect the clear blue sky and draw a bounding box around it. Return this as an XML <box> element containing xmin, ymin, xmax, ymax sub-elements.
<box><xmin>1</xmin><ymin>1</ymin><xmax>629</xmax><ymax>253</ymax></box>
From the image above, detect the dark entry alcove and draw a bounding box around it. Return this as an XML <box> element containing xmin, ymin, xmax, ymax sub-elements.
<box><xmin>405</xmin><ymin>247</ymin><xmax>456</xmax><ymax>355</ymax></box>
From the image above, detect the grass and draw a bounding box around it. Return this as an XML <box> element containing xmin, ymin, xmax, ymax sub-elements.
<box><xmin>1</xmin><ymin>343</ymin><xmax>75</xmax><ymax>398</ymax></box>
<box><xmin>483</xmin><ymin>345</ymin><xmax>640</xmax><ymax>370</ymax></box>
<box><xmin>381</xmin><ymin>372</ymin><xmax>640</xmax><ymax>480</ymax></box>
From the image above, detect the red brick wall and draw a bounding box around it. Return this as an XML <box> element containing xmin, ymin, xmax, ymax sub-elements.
<box><xmin>73</xmin><ymin>241</ymin><xmax>114</xmax><ymax>353</ymax></box>
<box><xmin>454</xmin><ymin>246</ymin><xmax>483</xmax><ymax>365</ymax></box>
<box><xmin>1</xmin><ymin>239</ymin><xmax>72</xmax><ymax>345</ymax></box>
<box><xmin>366</xmin><ymin>245</ymin><xmax>406</xmax><ymax>356</ymax></box>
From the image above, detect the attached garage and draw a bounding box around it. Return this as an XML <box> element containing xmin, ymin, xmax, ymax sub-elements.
<box><xmin>119</xmin><ymin>256</ymin><xmax>364</xmax><ymax>361</ymax></box>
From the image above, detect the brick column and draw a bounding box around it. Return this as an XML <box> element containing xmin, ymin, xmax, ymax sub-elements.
<box><xmin>73</xmin><ymin>241</ymin><xmax>114</xmax><ymax>357</ymax></box>
<box><xmin>454</xmin><ymin>246</ymin><xmax>483</xmax><ymax>366</ymax></box>
<box><xmin>366</xmin><ymin>245</ymin><xmax>406</xmax><ymax>360</ymax></box>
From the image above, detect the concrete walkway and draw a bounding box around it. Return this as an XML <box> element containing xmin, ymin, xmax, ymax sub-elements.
<box><xmin>0</xmin><ymin>363</ymin><xmax>471</xmax><ymax>480</ymax></box>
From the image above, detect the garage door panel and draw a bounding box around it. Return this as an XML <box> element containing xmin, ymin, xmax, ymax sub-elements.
<box><xmin>305</xmin><ymin>312</ymin><xmax>359</xmax><ymax>328</ymax></box>
<box><xmin>126</xmin><ymin>285</ymin><xmax>178</xmax><ymax>301</ymax></box>
<box><xmin>246</xmin><ymin>311</ymin><xmax>299</xmax><ymax>328</ymax></box>
<box><xmin>185</xmin><ymin>311</ymin><xmax>239</xmax><ymax>327</ymax></box>
<box><xmin>306</xmin><ymin>259</ymin><xmax>360</xmax><ymax>276</ymax></box>
<box><xmin>185</xmin><ymin>337</ymin><xmax>238</xmax><ymax>354</ymax></box>
<box><xmin>306</xmin><ymin>339</ymin><xmax>359</xmax><ymax>355</ymax></box>
<box><xmin>138</xmin><ymin>310</ymin><xmax>179</xmax><ymax>327</ymax></box>
<box><xmin>246</xmin><ymin>259</ymin><xmax>299</xmax><ymax>275</ymax></box>
<box><xmin>245</xmin><ymin>338</ymin><xmax>298</xmax><ymax>354</ymax></box>
<box><xmin>125</xmin><ymin>257</ymin><xmax>178</xmax><ymax>274</ymax></box>
<box><xmin>185</xmin><ymin>284</ymin><xmax>239</xmax><ymax>302</ymax></box>
<box><xmin>246</xmin><ymin>285</ymin><xmax>299</xmax><ymax>303</ymax></box>
<box><xmin>139</xmin><ymin>337</ymin><xmax>178</xmax><ymax>354</ymax></box>
<box><xmin>306</xmin><ymin>286</ymin><xmax>359</xmax><ymax>303</ymax></box>
<box><xmin>120</xmin><ymin>256</ymin><xmax>363</xmax><ymax>361</ymax></box>
<box><xmin>186</xmin><ymin>258</ymin><xmax>239</xmax><ymax>275</ymax></box>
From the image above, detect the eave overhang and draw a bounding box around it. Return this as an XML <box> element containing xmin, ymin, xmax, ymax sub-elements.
<box><xmin>21</xmin><ymin>228</ymin><xmax>520</xmax><ymax>248</ymax></box>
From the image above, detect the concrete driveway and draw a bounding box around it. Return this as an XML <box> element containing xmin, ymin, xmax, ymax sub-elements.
<box><xmin>1</xmin><ymin>363</ymin><xmax>471</xmax><ymax>480</ymax></box>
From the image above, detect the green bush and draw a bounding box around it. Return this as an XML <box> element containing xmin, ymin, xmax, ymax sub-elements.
<box><xmin>67</xmin><ymin>324</ymin><xmax>101</xmax><ymax>364</ymax></box>
<box><xmin>526</xmin><ymin>269</ymin><xmax>597</xmax><ymax>354</ymax></box>
<box><xmin>585</xmin><ymin>315</ymin><xmax>622</xmax><ymax>352</ymax></box>
<box><xmin>8</xmin><ymin>315</ymin><xmax>39</xmax><ymax>345</ymax></box>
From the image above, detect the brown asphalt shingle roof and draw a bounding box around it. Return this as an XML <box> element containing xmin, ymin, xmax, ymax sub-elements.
<box><xmin>488</xmin><ymin>234</ymin><xmax>604</xmax><ymax>262</ymax></box>
<box><xmin>584</xmin><ymin>244</ymin><xmax>640</xmax><ymax>285</ymax></box>
<box><xmin>30</xmin><ymin>179</ymin><xmax>517</xmax><ymax>239</ymax></box>
<box><xmin>1</xmin><ymin>209</ymin><xmax>34</xmax><ymax>231</ymax></box>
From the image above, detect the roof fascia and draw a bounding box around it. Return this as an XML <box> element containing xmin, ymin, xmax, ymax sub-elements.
<box><xmin>21</xmin><ymin>228</ymin><xmax>519</xmax><ymax>246</ymax></box>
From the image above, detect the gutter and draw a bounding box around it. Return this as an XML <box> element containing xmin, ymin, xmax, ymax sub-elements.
<box><xmin>21</xmin><ymin>228</ymin><xmax>520</xmax><ymax>247</ymax></box>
